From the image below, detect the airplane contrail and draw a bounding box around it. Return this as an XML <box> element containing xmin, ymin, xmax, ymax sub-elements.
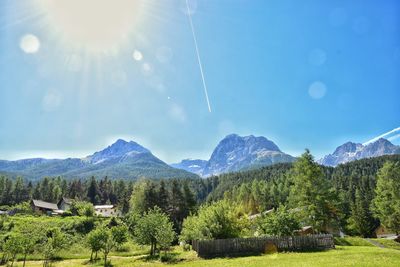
<box><xmin>388</xmin><ymin>133</ymin><xmax>400</xmax><ymax>142</ymax></box>
<box><xmin>363</xmin><ymin>126</ymin><xmax>400</xmax><ymax>145</ymax></box>
<box><xmin>185</xmin><ymin>0</ymin><xmax>212</xmax><ymax>113</ymax></box>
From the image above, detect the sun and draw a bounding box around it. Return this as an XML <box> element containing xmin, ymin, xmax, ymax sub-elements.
<box><xmin>37</xmin><ymin>0</ymin><xmax>144</xmax><ymax>53</ymax></box>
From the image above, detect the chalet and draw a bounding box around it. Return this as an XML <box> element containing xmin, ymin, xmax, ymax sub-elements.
<box><xmin>31</xmin><ymin>199</ymin><xmax>64</xmax><ymax>215</ymax></box>
<box><xmin>295</xmin><ymin>226</ymin><xmax>314</xmax><ymax>236</ymax></box>
<box><xmin>375</xmin><ymin>225</ymin><xmax>397</xmax><ymax>238</ymax></box>
<box><xmin>58</xmin><ymin>197</ymin><xmax>73</xmax><ymax>211</ymax></box>
<box><xmin>30</xmin><ymin>198</ymin><xmax>121</xmax><ymax>217</ymax></box>
<box><xmin>94</xmin><ymin>205</ymin><xmax>119</xmax><ymax>217</ymax></box>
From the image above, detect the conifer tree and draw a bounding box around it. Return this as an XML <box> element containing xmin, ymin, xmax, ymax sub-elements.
<box><xmin>373</xmin><ymin>161</ymin><xmax>400</xmax><ymax>234</ymax></box>
<box><xmin>87</xmin><ymin>177</ymin><xmax>99</xmax><ymax>204</ymax></box>
<box><xmin>157</xmin><ymin>180</ymin><xmax>169</xmax><ymax>213</ymax></box>
<box><xmin>347</xmin><ymin>189</ymin><xmax>376</xmax><ymax>237</ymax></box>
<box><xmin>289</xmin><ymin>149</ymin><xmax>339</xmax><ymax>232</ymax></box>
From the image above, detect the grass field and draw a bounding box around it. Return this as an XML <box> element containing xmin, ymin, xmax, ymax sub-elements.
<box><xmin>17</xmin><ymin>245</ymin><xmax>400</xmax><ymax>267</ymax></box>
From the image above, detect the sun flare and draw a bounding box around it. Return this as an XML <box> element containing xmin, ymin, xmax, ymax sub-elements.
<box><xmin>38</xmin><ymin>0</ymin><xmax>144</xmax><ymax>53</ymax></box>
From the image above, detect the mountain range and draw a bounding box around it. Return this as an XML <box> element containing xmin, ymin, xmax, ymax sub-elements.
<box><xmin>172</xmin><ymin>134</ymin><xmax>296</xmax><ymax>177</ymax></box>
<box><xmin>0</xmin><ymin>139</ymin><xmax>197</xmax><ymax>180</ymax></box>
<box><xmin>172</xmin><ymin>135</ymin><xmax>400</xmax><ymax>175</ymax></box>
<box><xmin>318</xmin><ymin>138</ymin><xmax>400</xmax><ymax>166</ymax></box>
<box><xmin>1</xmin><ymin>134</ymin><xmax>399</xmax><ymax>180</ymax></box>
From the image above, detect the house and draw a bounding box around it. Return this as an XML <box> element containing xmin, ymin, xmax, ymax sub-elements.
<box><xmin>295</xmin><ymin>226</ymin><xmax>314</xmax><ymax>236</ymax></box>
<box><xmin>58</xmin><ymin>197</ymin><xmax>73</xmax><ymax>211</ymax></box>
<box><xmin>31</xmin><ymin>199</ymin><xmax>63</xmax><ymax>215</ymax></box>
<box><xmin>94</xmin><ymin>205</ymin><xmax>119</xmax><ymax>217</ymax></box>
<box><xmin>249</xmin><ymin>209</ymin><xmax>274</xmax><ymax>220</ymax></box>
<box><xmin>30</xmin><ymin>198</ymin><xmax>121</xmax><ymax>217</ymax></box>
<box><xmin>375</xmin><ymin>225</ymin><xmax>397</xmax><ymax>238</ymax></box>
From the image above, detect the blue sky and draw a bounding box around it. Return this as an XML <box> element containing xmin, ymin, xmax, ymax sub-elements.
<box><xmin>0</xmin><ymin>0</ymin><xmax>399</xmax><ymax>163</ymax></box>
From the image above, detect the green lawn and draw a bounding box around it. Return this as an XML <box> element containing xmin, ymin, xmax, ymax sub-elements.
<box><xmin>334</xmin><ymin>236</ymin><xmax>374</xmax><ymax>246</ymax></box>
<box><xmin>18</xmin><ymin>246</ymin><xmax>400</xmax><ymax>267</ymax></box>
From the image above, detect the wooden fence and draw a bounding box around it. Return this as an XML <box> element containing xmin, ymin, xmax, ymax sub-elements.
<box><xmin>192</xmin><ymin>234</ymin><xmax>335</xmax><ymax>258</ymax></box>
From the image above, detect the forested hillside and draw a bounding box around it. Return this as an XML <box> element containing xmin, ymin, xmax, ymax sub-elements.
<box><xmin>205</xmin><ymin>154</ymin><xmax>400</xmax><ymax>236</ymax></box>
<box><xmin>1</xmin><ymin>154</ymin><xmax>399</xmax><ymax>239</ymax></box>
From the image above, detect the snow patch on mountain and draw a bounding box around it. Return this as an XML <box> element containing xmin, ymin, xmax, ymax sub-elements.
<box><xmin>319</xmin><ymin>138</ymin><xmax>400</xmax><ymax>166</ymax></box>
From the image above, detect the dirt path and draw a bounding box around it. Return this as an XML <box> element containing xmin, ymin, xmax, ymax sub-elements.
<box><xmin>366</xmin><ymin>239</ymin><xmax>386</xmax><ymax>248</ymax></box>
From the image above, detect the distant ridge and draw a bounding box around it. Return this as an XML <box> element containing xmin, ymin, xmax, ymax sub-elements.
<box><xmin>0</xmin><ymin>139</ymin><xmax>197</xmax><ymax>181</ymax></box>
<box><xmin>319</xmin><ymin>138</ymin><xmax>400</xmax><ymax>166</ymax></box>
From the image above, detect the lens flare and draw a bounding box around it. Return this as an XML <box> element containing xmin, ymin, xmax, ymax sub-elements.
<box><xmin>38</xmin><ymin>0</ymin><xmax>144</xmax><ymax>53</ymax></box>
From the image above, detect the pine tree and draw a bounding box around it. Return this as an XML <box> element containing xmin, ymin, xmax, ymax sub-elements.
<box><xmin>289</xmin><ymin>149</ymin><xmax>339</xmax><ymax>232</ymax></box>
<box><xmin>32</xmin><ymin>183</ymin><xmax>41</xmax><ymax>200</ymax></box>
<box><xmin>60</xmin><ymin>179</ymin><xmax>68</xmax><ymax>197</ymax></box>
<box><xmin>168</xmin><ymin>180</ymin><xmax>186</xmax><ymax>232</ymax></box>
<box><xmin>13</xmin><ymin>177</ymin><xmax>28</xmax><ymax>204</ymax></box>
<box><xmin>1</xmin><ymin>177</ymin><xmax>13</xmax><ymax>205</ymax></box>
<box><xmin>183</xmin><ymin>182</ymin><xmax>196</xmax><ymax>215</ymax></box>
<box><xmin>130</xmin><ymin>180</ymin><xmax>158</xmax><ymax>214</ymax></box>
<box><xmin>157</xmin><ymin>180</ymin><xmax>169</xmax><ymax>213</ymax></box>
<box><xmin>87</xmin><ymin>177</ymin><xmax>99</xmax><ymax>204</ymax></box>
<box><xmin>40</xmin><ymin>177</ymin><xmax>51</xmax><ymax>202</ymax></box>
<box><xmin>144</xmin><ymin>181</ymin><xmax>158</xmax><ymax>210</ymax></box>
<box><xmin>347</xmin><ymin>189</ymin><xmax>377</xmax><ymax>237</ymax></box>
<box><xmin>372</xmin><ymin>161</ymin><xmax>400</xmax><ymax>234</ymax></box>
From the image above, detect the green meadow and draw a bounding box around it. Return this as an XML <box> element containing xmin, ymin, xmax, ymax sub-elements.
<box><xmin>20</xmin><ymin>245</ymin><xmax>400</xmax><ymax>267</ymax></box>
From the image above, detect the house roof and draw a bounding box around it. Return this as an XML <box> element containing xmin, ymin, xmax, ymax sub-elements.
<box><xmin>94</xmin><ymin>205</ymin><xmax>114</xmax><ymax>209</ymax></box>
<box><xmin>249</xmin><ymin>209</ymin><xmax>274</xmax><ymax>220</ymax></box>
<box><xmin>301</xmin><ymin>226</ymin><xmax>313</xmax><ymax>231</ymax></box>
<box><xmin>32</xmin><ymin>199</ymin><xmax>58</xmax><ymax>210</ymax></box>
<box><xmin>58</xmin><ymin>197</ymin><xmax>73</xmax><ymax>205</ymax></box>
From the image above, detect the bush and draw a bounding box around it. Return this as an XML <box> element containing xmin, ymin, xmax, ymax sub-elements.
<box><xmin>74</xmin><ymin>217</ymin><xmax>95</xmax><ymax>234</ymax></box>
<box><xmin>255</xmin><ymin>206</ymin><xmax>300</xmax><ymax>237</ymax></box>
<box><xmin>183</xmin><ymin>243</ymin><xmax>191</xmax><ymax>251</ymax></box>
<box><xmin>180</xmin><ymin>200</ymin><xmax>247</xmax><ymax>242</ymax></box>
<box><xmin>61</xmin><ymin>210</ymin><xmax>72</xmax><ymax>217</ymax></box>
<box><xmin>69</xmin><ymin>201</ymin><xmax>95</xmax><ymax>217</ymax></box>
<box><xmin>160</xmin><ymin>253</ymin><xmax>175</xmax><ymax>262</ymax></box>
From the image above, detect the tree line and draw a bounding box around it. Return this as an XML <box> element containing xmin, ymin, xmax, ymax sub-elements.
<box><xmin>1</xmin><ymin>153</ymin><xmax>399</xmax><ymax>239</ymax></box>
<box><xmin>207</xmin><ymin>153</ymin><xmax>400</xmax><ymax>237</ymax></box>
<box><xmin>0</xmin><ymin>175</ymin><xmax>215</xmax><ymax>214</ymax></box>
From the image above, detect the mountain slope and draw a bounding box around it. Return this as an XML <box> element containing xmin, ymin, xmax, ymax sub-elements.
<box><xmin>0</xmin><ymin>140</ymin><xmax>197</xmax><ymax>180</ymax></box>
<box><xmin>172</xmin><ymin>134</ymin><xmax>295</xmax><ymax>177</ymax></box>
<box><xmin>85</xmin><ymin>139</ymin><xmax>150</xmax><ymax>164</ymax></box>
<box><xmin>170</xmin><ymin>159</ymin><xmax>208</xmax><ymax>176</ymax></box>
<box><xmin>319</xmin><ymin>138</ymin><xmax>400</xmax><ymax>166</ymax></box>
<box><xmin>203</xmin><ymin>134</ymin><xmax>295</xmax><ymax>176</ymax></box>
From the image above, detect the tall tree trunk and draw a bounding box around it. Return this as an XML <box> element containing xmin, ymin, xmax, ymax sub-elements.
<box><xmin>23</xmin><ymin>253</ymin><xmax>27</xmax><ymax>267</ymax></box>
<box><xmin>90</xmin><ymin>251</ymin><xmax>93</xmax><ymax>262</ymax></box>
<box><xmin>10</xmin><ymin>253</ymin><xmax>17</xmax><ymax>267</ymax></box>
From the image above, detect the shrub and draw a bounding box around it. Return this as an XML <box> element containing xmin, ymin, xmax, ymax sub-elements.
<box><xmin>69</xmin><ymin>201</ymin><xmax>95</xmax><ymax>217</ymax></box>
<box><xmin>180</xmin><ymin>200</ymin><xmax>246</xmax><ymax>242</ymax></box>
<box><xmin>255</xmin><ymin>206</ymin><xmax>300</xmax><ymax>237</ymax></box>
